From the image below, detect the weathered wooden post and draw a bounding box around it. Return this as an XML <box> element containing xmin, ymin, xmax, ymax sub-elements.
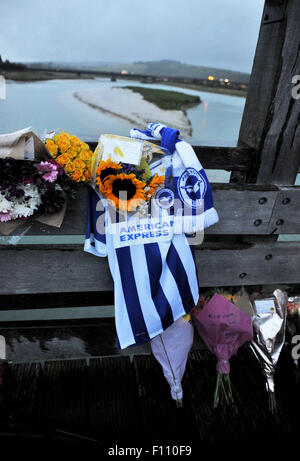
<box><xmin>238</xmin><ymin>0</ymin><xmax>300</xmax><ymax>185</ymax></box>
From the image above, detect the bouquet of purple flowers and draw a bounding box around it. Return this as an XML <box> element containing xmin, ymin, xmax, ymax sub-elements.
<box><xmin>192</xmin><ymin>290</ymin><xmax>253</xmax><ymax>409</ymax></box>
<box><xmin>0</xmin><ymin>157</ymin><xmax>76</xmax><ymax>233</ymax></box>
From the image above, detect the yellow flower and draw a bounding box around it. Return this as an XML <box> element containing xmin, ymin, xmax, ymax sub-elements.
<box><xmin>66</xmin><ymin>148</ymin><xmax>78</xmax><ymax>160</ymax></box>
<box><xmin>147</xmin><ymin>173</ymin><xmax>165</xmax><ymax>199</ymax></box>
<box><xmin>58</xmin><ymin>139</ymin><xmax>70</xmax><ymax>153</ymax></box>
<box><xmin>74</xmin><ymin>158</ymin><xmax>86</xmax><ymax>170</ymax></box>
<box><xmin>79</xmin><ymin>150</ymin><xmax>91</xmax><ymax>162</ymax></box>
<box><xmin>56</xmin><ymin>153</ymin><xmax>70</xmax><ymax>166</ymax></box>
<box><xmin>59</xmin><ymin>131</ymin><xmax>71</xmax><ymax>140</ymax></box>
<box><xmin>65</xmin><ymin>162</ymin><xmax>75</xmax><ymax>173</ymax></box>
<box><xmin>71</xmin><ymin>169</ymin><xmax>84</xmax><ymax>182</ymax></box>
<box><xmin>84</xmin><ymin>169</ymin><xmax>91</xmax><ymax>181</ymax></box>
<box><xmin>53</xmin><ymin>134</ymin><xmax>61</xmax><ymax>144</ymax></box>
<box><xmin>45</xmin><ymin>139</ymin><xmax>58</xmax><ymax>157</ymax></box>
<box><xmin>70</xmin><ymin>136</ymin><xmax>82</xmax><ymax>151</ymax></box>
<box><xmin>96</xmin><ymin>158</ymin><xmax>122</xmax><ymax>191</ymax></box>
<box><xmin>80</xmin><ymin>142</ymin><xmax>90</xmax><ymax>151</ymax></box>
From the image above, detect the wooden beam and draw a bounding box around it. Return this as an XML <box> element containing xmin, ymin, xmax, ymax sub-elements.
<box><xmin>207</xmin><ymin>184</ymin><xmax>278</xmax><ymax>234</ymax></box>
<box><xmin>238</xmin><ymin>0</ymin><xmax>288</xmax><ymax>154</ymax></box>
<box><xmin>1</xmin><ymin>241</ymin><xmax>300</xmax><ymax>295</ymax></box>
<box><xmin>3</xmin><ymin>184</ymin><xmax>281</xmax><ymax>237</ymax></box>
<box><xmin>256</xmin><ymin>0</ymin><xmax>300</xmax><ymax>184</ymax></box>
<box><xmin>267</xmin><ymin>186</ymin><xmax>300</xmax><ymax>233</ymax></box>
<box><xmin>192</xmin><ymin>146</ymin><xmax>257</xmax><ymax>171</ymax></box>
<box><xmin>87</xmin><ymin>142</ymin><xmax>256</xmax><ymax>172</ymax></box>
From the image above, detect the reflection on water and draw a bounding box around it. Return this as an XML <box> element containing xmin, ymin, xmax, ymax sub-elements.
<box><xmin>1</xmin><ymin>320</ymin><xmax>151</xmax><ymax>361</ymax></box>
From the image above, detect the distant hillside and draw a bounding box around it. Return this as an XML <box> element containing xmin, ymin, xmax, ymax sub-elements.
<box><xmin>28</xmin><ymin>59</ymin><xmax>250</xmax><ymax>83</ymax></box>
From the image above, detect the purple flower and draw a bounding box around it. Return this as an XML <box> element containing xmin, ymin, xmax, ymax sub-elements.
<box><xmin>0</xmin><ymin>210</ymin><xmax>12</xmax><ymax>222</ymax></box>
<box><xmin>48</xmin><ymin>158</ymin><xmax>64</xmax><ymax>176</ymax></box>
<box><xmin>36</xmin><ymin>161</ymin><xmax>58</xmax><ymax>183</ymax></box>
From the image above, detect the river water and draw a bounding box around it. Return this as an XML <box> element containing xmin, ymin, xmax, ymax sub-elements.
<box><xmin>0</xmin><ymin>77</ymin><xmax>245</xmax><ymax>145</ymax></box>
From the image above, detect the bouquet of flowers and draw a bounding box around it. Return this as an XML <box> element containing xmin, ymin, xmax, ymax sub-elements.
<box><xmin>45</xmin><ymin>132</ymin><xmax>167</xmax><ymax>215</ymax></box>
<box><xmin>286</xmin><ymin>296</ymin><xmax>300</xmax><ymax>382</ymax></box>
<box><xmin>0</xmin><ymin>156</ymin><xmax>75</xmax><ymax>226</ymax></box>
<box><xmin>249</xmin><ymin>289</ymin><xmax>287</xmax><ymax>413</ymax></box>
<box><xmin>192</xmin><ymin>288</ymin><xmax>253</xmax><ymax>409</ymax></box>
<box><xmin>90</xmin><ymin>134</ymin><xmax>168</xmax><ymax>214</ymax></box>
<box><xmin>45</xmin><ymin>132</ymin><xmax>93</xmax><ymax>183</ymax></box>
<box><xmin>150</xmin><ymin>315</ymin><xmax>194</xmax><ymax>407</ymax></box>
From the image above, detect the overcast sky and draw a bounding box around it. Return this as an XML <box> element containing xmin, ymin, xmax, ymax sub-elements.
<box><xmin>0</xmin><ymin>0</ymin><xmax>264</xmax><ymax>73</ymax></box>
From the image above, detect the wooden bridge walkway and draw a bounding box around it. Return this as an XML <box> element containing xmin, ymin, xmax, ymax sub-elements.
<box><xmin>1</xmin><ymin>344</ymin><xmax>300</xmax><ymax>443</ymax></box>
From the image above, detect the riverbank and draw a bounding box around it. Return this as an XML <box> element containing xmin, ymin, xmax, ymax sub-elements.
<box><xmin>2</xmin><ymin>70</ymin><xmax>95</xmax><ymax>82</ymax></box>
<box><xmin>1</xmin><ymin>70</ymin><xmax>247</xmax><ymax>97</ymax></box>
<box><xmin>73</xmin><ymin>86</ymin><xmax>193</xmax><ymax>137</ymax></box>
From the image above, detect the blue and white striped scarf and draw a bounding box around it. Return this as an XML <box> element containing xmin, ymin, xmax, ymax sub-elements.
<box><xmin>84</xmin><ymin>124</ymin><xmax>219</xmax><ymax>349</ymax></box>
<box><xmin>130</xmin><ymin>123</ymin><xmax>219</xmax><ymax>231</ymax></box>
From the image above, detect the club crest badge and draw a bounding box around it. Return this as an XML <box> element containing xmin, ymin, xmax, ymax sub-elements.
<box><xmin>155</xmin><ymin>187</ymin><xmax>175</xmax><ymax>209</ymax></box>
<box><xmin>177</xmin><ymin>168</ymin><xmax>207</xmax><ymax>209</ymax></box>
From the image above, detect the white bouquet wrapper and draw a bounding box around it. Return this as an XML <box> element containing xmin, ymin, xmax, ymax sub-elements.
<box><xmin>150</xmin><ymin>316</ymin><xmax>194</xmax><ymax>404</ymax></box>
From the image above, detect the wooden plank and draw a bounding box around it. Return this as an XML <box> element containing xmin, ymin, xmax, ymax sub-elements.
<box><xmin>256</xmin><ymin>0</ymin><xmax>300</xmax><ymax>184</ymax></box>
<box><xmin>207</xmin><ymin>184</ymin><xmax>278</xmax><ymax>234</ymax></box>
<box><xmin>34</xmin><ymin>359</ymin><xmax>88</xmax><ymax>428</ymax></box>
<box><xmin>0</xmin><ymin>246</ymin><xmax>113</xmax><ymax>294</ymax></box>
<box><xmin>3</xmin><ymin>184</ymin><xmax>279</xmax><ymax>237</ymax></box>
<box><xmin>268</xmin><ymin>186</ymin><xmax>300</xmax><ymax>233</ymax></box>
<box><xmin>5</xmin><ymin>362</ymin><xmax>41</xmax><ymax>413</ymax></box>
<box><xmin>238</xmin><ymin>0</ymin><xmax>287</xmax><ymax>153</ymax></box>
<box><xmin>86</xmin><ymin>141</ymin><xmax>256</xmax><ymax>171</ymax></box>
<box><xmin>195</xmin><ymin>241</ymin><xmax>300</xmax><ymax>286</ymax></box>
<box><xmin>132</xmin><ymin>355</ymin><xmax>199</xmax><ymax>441</ymax></box>
<box><xmin>89</xmin><ymin>357</ymin><xmax>141</xmax><ymax>438</ymax></box>
<box><xmin>87</xmin><ymin>141</ymin><xmax>256</xmax><ymax>171</ymax></box>
<box><xmin>1</xmin><ymin>241</ymin><xmax>300</xmax><ymax>294</ymax></box>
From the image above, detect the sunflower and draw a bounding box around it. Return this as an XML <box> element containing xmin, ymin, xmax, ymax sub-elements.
<box><xmin>101</xmin><ymin>173</ymin><xmax>146</xmax><ymax>212</ymax></box>
<box><xmin>96</xmin><ymin>158</ymin><xmax>122</xmax><ymax>191</ymax></box>
<box><xmin>146</xmin><ymin>173</ymin><xmax>165</xmax><ymax>199</ymax></box>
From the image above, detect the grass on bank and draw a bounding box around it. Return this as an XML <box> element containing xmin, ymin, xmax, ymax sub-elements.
<box><xmin>123</xmin><ymin>86</ymin><xmax>201</xmax><ymax>110</ymax></box>
<box><xmin>161</xmin><ymin>81</ymin><xmax>247</xmax><ymax>98</ymax></box>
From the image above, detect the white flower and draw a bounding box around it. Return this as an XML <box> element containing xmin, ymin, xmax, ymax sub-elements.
<box><xmin>0</xmin><ymin>194</ymin><xmax>12</xmax><ymax>213</ymax></box>
<box><xmin>10</xmin><ymin>183</ymin><xmax>42</xmax><ymax>219</ymax></box>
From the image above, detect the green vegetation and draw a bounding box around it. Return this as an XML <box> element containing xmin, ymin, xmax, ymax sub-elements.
<box><xmin>124</xmin><ymin>86</ymin><xmax>201</xmax><ymax>110</ymax></box>
<box><xmin>162</xmin><ymin>81</ymin><xmax>247</xmax><ymax>98</ymax></box>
